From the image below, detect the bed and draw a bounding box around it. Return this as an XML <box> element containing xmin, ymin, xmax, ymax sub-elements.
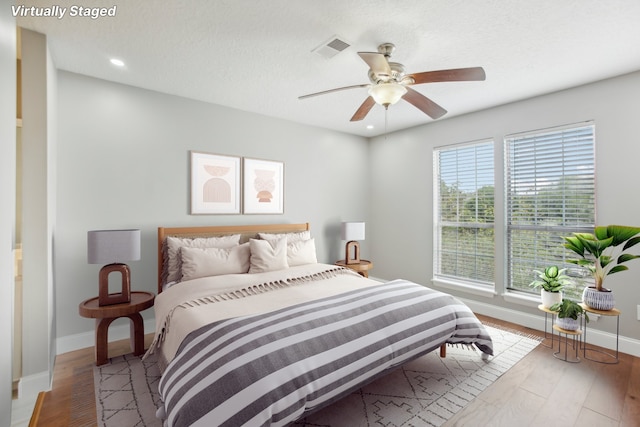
<box><xmin>147</xmin><ymin>223</ymin><xmax>493</xmax><ymax>427</ymax></box>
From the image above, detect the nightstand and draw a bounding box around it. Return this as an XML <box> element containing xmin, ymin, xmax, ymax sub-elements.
<box><xmin>335</xmin><ymin>259</ymin><xmax>373</xmax><ymax>278</ymax></box>
<box><xmin>79</xmin><ymin>291</ymin><xmax>155</xmax><ymax>366</ymax></box>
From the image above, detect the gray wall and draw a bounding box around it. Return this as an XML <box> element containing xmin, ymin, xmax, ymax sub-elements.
<box><xmin>52</xmin><ymin>68</ymin><xmax>640</xmax><ymax>354</ymax></box>
<box><xmin>369</xmin><ymin>70</ymin><xmax>640</xmax><ymax>343</ymax></box>
<box><xmin>55</xmin><ymin>71</ymin><xmax>370</xmax><ymax>339</ymax></box>
<box><xmin>0</xmin><ymin>8</ymin><xmax>17</xmax><ymax>425</ymax></box>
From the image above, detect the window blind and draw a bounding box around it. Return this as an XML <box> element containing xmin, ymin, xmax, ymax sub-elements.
<box><xmin>434</xmin><ymin>140</ymin><xmax>495</xmax><ymax>285</ymax></box>
<box><xmin>505</xmin><ymin>122</ymin><xmax>595</xmax><ymax>294</ymax></box>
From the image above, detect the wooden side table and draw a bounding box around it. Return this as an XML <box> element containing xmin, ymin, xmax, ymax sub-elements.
<box><xmin>335</xmin><ymin>259</ymin><xmax>373</xmax><ymax>278</ymax></box>
<box><xmin>79</xmin><ymin>291</ymin><xmax>155</xmax><ymax>366</ymax></box>
<box><xmin>580</xmin><ymin>304</ymin><xmax>621</xmax><ymax>364</ymax></box>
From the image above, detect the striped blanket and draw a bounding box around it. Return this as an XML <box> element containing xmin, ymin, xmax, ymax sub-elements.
<box><xmin>158</xmin><ymin>279</ymin><xmax>493</xmax><ymax>427</ymax></box>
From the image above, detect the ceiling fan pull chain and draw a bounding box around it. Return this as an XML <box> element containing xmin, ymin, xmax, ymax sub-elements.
<box><xmin>384</xmin><ymin>106</ymin><xmax>388</xmax><ymax>138</ymax></box>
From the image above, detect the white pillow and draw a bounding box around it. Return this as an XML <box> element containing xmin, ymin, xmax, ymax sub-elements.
<box><xmin>258</xmin><ymin>230</ymin><xmax>311</xmax><ymax>242</ymax></box>
<box><xmin>180</xmin><ymin>243</ymin><xmax>250</xmax><ymax>281</ymax></box>
<box><xmin>249</xmin><ymin>238</ymin><xmax>288</xmax><ymax>273</ymax></box>
<box><xmin>165</xmin><ymin>234</ymin><xmax>241</xmax><ymax>283</ymax></box>
<box><xmin>287</xmin><ymin>238</ymin><xmax>317</xmax><ymax>266</ymax></box>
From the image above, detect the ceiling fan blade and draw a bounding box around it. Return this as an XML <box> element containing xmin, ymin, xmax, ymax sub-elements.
<box><xmin>357</xmin><ymin>52</ymin><xmax>392</xmax><ymax>78</ymax></box>
<box><xmin>408</xmin><ymin>67</ymin><xmax>486</xmax><ymax>85</ymax></box>
<box><xmin>299</xmin><ymin>84</ymin><xmax>369</xmax><ymax>100</ymax></box>
<box><xmin>350</xmin><ymin>96</ymin><xmax>376</xmax><ymax>121</ymax></box>
<box><xmin>402</xmin><ymin>87</ymin><xmax>447</xmax><ymax>119</ymax></box>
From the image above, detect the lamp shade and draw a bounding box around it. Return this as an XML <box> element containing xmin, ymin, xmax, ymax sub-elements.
<box><xmin>368</xmin><ymin>82</ymin><xmax>407</xmax><ymax>106</ymax></box>
<box><xmin>87</xmin><ymin>229</ymin><xmax>141</xmax><ymax>264</ymax></box>
<box><xmin>341</xmin><ymin>222</ymin><xmax>365</xmax><ymax>241</ymax></box>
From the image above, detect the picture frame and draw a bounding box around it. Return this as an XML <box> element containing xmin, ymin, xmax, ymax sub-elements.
<box><xmin>190</xmin><ymin>151</ymin><xmax>241</xmax><ymax>214</ymax></box>
<box><xmin>243</xmin><ymin>157</ymin><xmax>284</xmax><ymax>214</ymax></box>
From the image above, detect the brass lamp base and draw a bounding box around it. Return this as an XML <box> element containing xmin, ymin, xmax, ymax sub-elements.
<box><xmin>345</xmin><ymin>240</ymin><xmax>361</xmax><ymax>265</ymax></box>
<box><xmin>98</xmin><ymin>263</ymin><xmax>132</xmax><ymax>306</ymax></box>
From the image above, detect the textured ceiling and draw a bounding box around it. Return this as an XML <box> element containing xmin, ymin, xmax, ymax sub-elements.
<box><xmin>16</xmin><ymin>0</ymin><xmax>640</xmax><ymax>137</ymax></box>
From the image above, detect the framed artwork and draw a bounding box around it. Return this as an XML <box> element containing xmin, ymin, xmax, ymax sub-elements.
<box><xmin>243</xmin><ymin>157</ymin><xmax>284</xmax><ymax>214</ymax></box>
<box><xmin>190</xmin><ymin>151</ymin><xmax>241</xmax><ymax>214</ymax></box>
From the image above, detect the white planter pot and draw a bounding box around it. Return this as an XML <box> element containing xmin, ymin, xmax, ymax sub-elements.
<box><xmin>582</xmin><ymin>286</ymin><xmax>615</xmax><ymax>311</ymax></box>
<box><xmin>541</xmin><ymin>289</ymin><xmax>562</xmax><ymax>309</ymax></box>
<box><xmin>556</xmin><ymin>316</ymin><xmax>580</xmax><ymax>331</ymax></box>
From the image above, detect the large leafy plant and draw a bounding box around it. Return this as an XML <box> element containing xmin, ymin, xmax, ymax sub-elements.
<box><xmin>563</xmin><ymin>225</ymin><xmax>640</xmax><ymax>291</ymax></box>
<box><xmin>529</xmin><ymin>266</ymin><xmax>572</xmax><ymax>293</ymax></box>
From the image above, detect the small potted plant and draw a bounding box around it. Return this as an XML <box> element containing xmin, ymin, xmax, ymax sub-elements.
<box><xmin>550</xmin><ymin>299</ymin><xmax>589</xmax><ymax>331</ymax></box>
<box><xmin>564</xmin><ymin>225</ymin><xmax>640</xmax><ymax>310</ymax></box>
<box><xmin>529</xmin><ymin>265</ymin><xmax>572</xmax><ymax>308</ymax></box>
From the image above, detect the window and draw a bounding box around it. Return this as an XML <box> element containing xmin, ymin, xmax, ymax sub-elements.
<box><xmin>434</xmin><ymin>140</ymin><xmax>495</xmax><ymax>285</ymax></box>
<box><xmin>505</xmin><ymin>122</ymin><xmax>595</xmax><ymax>296</ymax></box>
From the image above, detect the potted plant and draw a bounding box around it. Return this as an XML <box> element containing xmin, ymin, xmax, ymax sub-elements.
<box><xmin>564</xmin><ymin>225</ymin><xmax>640</xmax><ymax>310</ymax></box>
<box><xmin>529</xmin><ymin>265</ymin><xmax>572</xmax><ymax>308</ymax></box>
<box><xmin>550</xmin><ymin>299</ymin><xmax>589</xmax><ymax>331</ymax></box>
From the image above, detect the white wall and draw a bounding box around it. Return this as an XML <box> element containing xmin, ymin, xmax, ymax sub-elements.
<box><xmin>369</xmin><ymin>71</ymin><xmax>640</xmax><ymax>344</ymax></box>
<box><xmin>0</xmin><ymin>8</ymin><xmax>17</xmax><ymax>426</ymax></box>
<box><xmin>46</xmin><ymin>30</ymin><xmax>57</xmax><ymax>377</ymax></box>
<box><xmin>22</xmin><ymin>30</ymin><xmax>56</xmax><ymax>388</ymax></box>
<box><xmin>20</xmin><ymin>28</ymin><xmax>56</xmax><ymax>392</ymax></box>
<box><xmin>55</xmin><ymin>71</ymin><xmax>370</xmax><ymax>341</ymax></box>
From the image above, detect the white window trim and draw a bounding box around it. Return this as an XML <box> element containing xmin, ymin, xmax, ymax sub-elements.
<box><xmin>431</xmin><ymin>276</ymin><xmax>497</xmax><ymax>298</ymax></box>
<box><xmin>501</xmin><ymin>290</ymin><xmax>540</xmax><ymax>306</ymax></box>
<box><xmin>433</xmin><ymin>138</ymin><xmax>495</xmax><ymax>290</ymax></box>
<box><xmin>503</xmin><ymin>121</ymin><xmax>595</xmax><ymax>296</ymax></box>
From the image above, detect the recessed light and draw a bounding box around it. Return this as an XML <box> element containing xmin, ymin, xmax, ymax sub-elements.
<box><xmin>366</xmin><ymin>125</ymin><xmax>374</xmax><ymax>130</ymax></box>
<box><xmin>110</xmin><ymin>58</ymin><xmax>125</xmax><ymax>67</ymax></box>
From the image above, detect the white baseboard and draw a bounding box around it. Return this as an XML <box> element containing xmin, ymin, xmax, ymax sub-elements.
<box><xmin>56</xmin><ymin>318</ymin><xmax>156</xmax><ymax>355</ymax></box>
<box><xmin>460</xmin><ymin>297</ymin><xmax>640</xmax><ymax>358</ymax></box>
<box><xmin>18</xmin><ymin>370</ymin><xmax>51</xmax><ymax>398</ymax></box>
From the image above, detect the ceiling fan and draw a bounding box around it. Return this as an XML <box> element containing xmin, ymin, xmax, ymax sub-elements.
<box><xmin>299</xmin><ymin>42</ymin><xmax>486</xmax><ymax>121</ymax></box>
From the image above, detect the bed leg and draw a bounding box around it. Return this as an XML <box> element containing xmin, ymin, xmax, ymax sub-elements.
<box><xmin>440</xmin><ymin>344</ymin><xmax>447</xmax><ymax>358</ymax></box>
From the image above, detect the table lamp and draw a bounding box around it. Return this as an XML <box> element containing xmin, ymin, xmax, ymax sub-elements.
<box><xmin>342</xmin><ymin>221</ymin><xmax>365</xmax><ymax>265</ymax></box>
<box><xmin>87</xmin><ymin>229</ymin><xmax>141</xmax><ymax>306</ymax></box>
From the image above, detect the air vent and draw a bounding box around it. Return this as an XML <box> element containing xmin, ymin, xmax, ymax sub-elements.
<box><xmin>312</xmin><ymin>35</ymin><xmax>351</xmax><ymax>59</ymax></box>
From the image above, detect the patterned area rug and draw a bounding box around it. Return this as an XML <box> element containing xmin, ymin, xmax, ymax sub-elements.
<box><xmin>94</xmin><ymin>325</ymin><xmax>540</xmax><ymax>427</ymax></box>
<box><xmin>94</xmin><ymin>352</ymin><xmax>162</xmax><ymax>426</ymax></box>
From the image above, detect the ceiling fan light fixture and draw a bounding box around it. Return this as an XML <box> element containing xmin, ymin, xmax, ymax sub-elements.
<box><xmin>368</xmin><ymin>82</ymin><xmax>407</xmax><ymax>107</ymax></box>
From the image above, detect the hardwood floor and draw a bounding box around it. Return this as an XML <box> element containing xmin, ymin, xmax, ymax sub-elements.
<box><xmin>29</xmin><ymin>334</ymin><xmax>154</xmax><ymax>427</ymax></box>
<box><xmin>446</xmin><ymin>315</ymin><xmax>640</xmax><ymax>427</ymax></box>
<box><xmin>28</xmin><ymin>315</ymin><xmax>639</xmax><ymax>427</ymax></box>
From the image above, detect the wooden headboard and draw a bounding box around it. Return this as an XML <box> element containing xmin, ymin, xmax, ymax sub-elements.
<box><xmin>157</xmin><ymin>223</ymin><xmax>310</xmax><ymax>294</ymax></box>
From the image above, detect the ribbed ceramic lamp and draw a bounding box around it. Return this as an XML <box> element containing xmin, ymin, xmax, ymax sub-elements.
<box><xmin>88</xmin><ymin>229</ymin><xmax>141</xmax><ymax>306</ymax></box>
<box><xmin>341</xmin><ymin>221</ymin><xmax>365</xmax><ymax>265</ymax></box>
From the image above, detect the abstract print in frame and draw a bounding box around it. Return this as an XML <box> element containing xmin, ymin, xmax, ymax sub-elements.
<box><xmin>243</xmin><ymin>157</ymin><xmax>284</xmax><ymax>214</ymax></box>
<box><xmin>190</xmin><ymin>151</ymin><xmax>241</xmax><ymax>214</ymax></box>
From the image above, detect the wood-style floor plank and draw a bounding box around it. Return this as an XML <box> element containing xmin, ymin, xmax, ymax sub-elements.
<box><xmin>443</xmin><ymin>396</ymin><xmax>500</xmax><ymax>427</ymax></box>
<box><xmin>584</xmin><ymin>354</ymin><xmax>632</xmax><ymax>421</ymax></box>
<box><xmin>492</xmin><ymin>387</ymin><xmax>547</xmax><ymax>427</ymax></box>
<box><xmin>576</xmin><ymin>407</ymin><xmax>620</xmax><ymax>427</ymax></box>
<box><xmin>620</xmin><ymin>356</ymin><xmax>640</xmax><ymax>427</ymax></box>
<box><xmin>476</xmin><ymin>343</ymin><xmax>545</xmax><ymax>406</ymax></box>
